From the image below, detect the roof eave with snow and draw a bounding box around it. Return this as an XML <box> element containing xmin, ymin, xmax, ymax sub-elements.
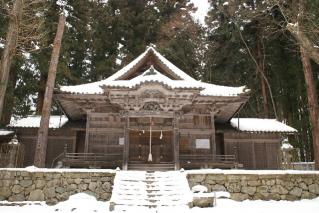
<box><xmin>230</xmin><ymin>118</ymin><xmax>298</xmax><ymax>134</ymax></box>
<box><xmin>0</xmin><ymin>129</ymin><xmax>14</xmax><ymax>136</ymax></box>
<box><xmin>8</xmin><ymin>115</ymin><xmax>69</xmax><ymax>129</ymax></box>
<box><xmin>57</xmin><ymin>47</ymin><xmax>249</xmax><ymax>97</ymax></box>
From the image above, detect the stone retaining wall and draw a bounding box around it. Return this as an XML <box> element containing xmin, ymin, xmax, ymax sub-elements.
<box><xmin>0</xmin><ymin>169</ymin><xmax>115</xmax><ymax>204</ymax></box>
<box><xmin>187</xmin><ymin>171</ymin><xmax>319</xmax><ymax>201</ymax></box>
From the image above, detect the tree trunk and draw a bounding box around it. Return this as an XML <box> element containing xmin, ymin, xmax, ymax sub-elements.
<box><xmin>1</xmin><ymin>62</ymin><xmax>18</xmax><ymax>126</ymax></box>
<box><xmin>34</xmin><ymin>15</ymin><xmax>65</xmax><ymax>168</ymax></box>
<box><xmin>297</xmin><ymin>0</ymin><xmax>319</xmax><ymax>169</ymax></box>
<box><xmin>300</xmin><ymin>47</ymin><xmax>319</xmax><ymax>169</ymax></box>
<box><xmin>287</xmin><ymin>24</ymin><xmax>319</xmax><ymax>66</ymax></box>
<box><xmin>36</xmin><ymin>73</ymin><xmax>47</xmax><ymax>114</ymax></box>
<box><xmin>0</xmin><ymin>0</ymin><xmax>23</xmax><ymax>122</ymax></box>
<box><xmin>256</xmin><ymin>33</ymin><xmax>269</xmax><ymax>117</ymax></box>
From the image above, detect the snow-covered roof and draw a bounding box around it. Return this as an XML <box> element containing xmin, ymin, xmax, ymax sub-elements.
<box><xmin>59</xmin><ymin>47</ymin><xmax>248</xmax><ymax>97</ymax></box>
<box><xmin>8</xmin><ymin>115</ymin><xmax>68</xmax><ymax>129</ymax></box>
<box><xmin>104</xmin><ymin>66</ymin><xmax>202</xmax><ymax>89</ymax></box>
<box><xmin>230</xmin><ymin>118</ymin><xmax>297</xmax><ymax>133</ymax></box>
<box><xmin>0</xmin><ymin>129</ymin><xmax>14</xmax><ymax>136</ymax></box>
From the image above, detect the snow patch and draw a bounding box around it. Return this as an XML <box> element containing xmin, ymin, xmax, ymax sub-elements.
<box><xmin>0</xmin><ymin>167</ymin><xmax>116</xmax><ymax>173</ymax></box>
<box><xmin>192</xmin><ymin>185</ymin><xmax>208</xmax><ymax>193</ymax></box>
<box><xmin>186</xmin><ymin>169</ymin><xmax>319</xmax><ymax>175</ymax></box>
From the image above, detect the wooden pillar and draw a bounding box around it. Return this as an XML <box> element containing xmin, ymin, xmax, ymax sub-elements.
<box><xmin>210</xmin><ymin>112</ymin><xmax>216</xmax><ymax>160</ymax></box>
<box><xmin>84</xmin><ymin>110</ymin><xmax>91</xmax><ymax>153</ymax></box>
<box><xmin>173</xmin><ymin>112</ymin><xmax>180</xmax><ymax>170</ymax></box>
<box><xmin>123</xmin><ymin>112</ymin><xmax>129</xmax><ymax>170</ymax></box>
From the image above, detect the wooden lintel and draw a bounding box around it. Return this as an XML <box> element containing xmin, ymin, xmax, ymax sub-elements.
<box><xmin>126</xmin><ymin>111</ymin><xmax>174</xmax><ymax>118</ymax></box>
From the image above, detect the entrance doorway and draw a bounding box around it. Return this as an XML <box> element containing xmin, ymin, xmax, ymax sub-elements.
<box><xmin>129</xmin><ymin>130</ymin><xmax>173</xmax><ymax>163</ymax></box>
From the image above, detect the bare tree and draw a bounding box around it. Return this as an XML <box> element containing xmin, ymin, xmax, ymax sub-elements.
<box><xmin>269</xmin><ymin>0</ymin><xmax>319</xmax><ymax>65</ymax></box>
<box><xmin>34</xmin><ymin>14</ymin><xmax>65</xmax><ymax>167</ymax></box>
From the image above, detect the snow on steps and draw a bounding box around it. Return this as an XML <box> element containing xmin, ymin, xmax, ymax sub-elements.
<box><xmin>127</xmin><ymin>162</ymin><xmax>175</xmax><ymax>171</ymax></box>
<box><xmin>109</xmin><ymin>171</ymin><xmax>193</xmax><ymax>212</ymax></box>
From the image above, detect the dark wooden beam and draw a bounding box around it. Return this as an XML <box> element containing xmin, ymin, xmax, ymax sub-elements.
<box><xmin>126</xmin><ymin>110</ymin><xmax>174</xmax><ymax>118</ymax></box>
<box><xmin>211</xmin><ymin>112</ymin><xmax>216</xmax><ymax>160</ymax></box>
<box><xmin>173</xmin><ymin>112</ymin><xmax>180</xmax><ymax>170</ymax></box>
<box><xmin>123</xmin><ymin>113</ymin><xmax>129</xmax><ymax>170</ymax></box>
<box><xmin>84</xmin><ymin>111</ymin><xmax>90</xmax><ymax>153</ymax></box>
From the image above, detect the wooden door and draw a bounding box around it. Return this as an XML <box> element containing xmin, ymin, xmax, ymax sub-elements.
<box><xmin>129</xmin><ymin>130</ymin><xmax>173</xmax><ymax>163</ymax></box>
<box><xmin>76</xmin><ymin>131</ymin><xmax>85</xmax><ymax>153</ymax></box>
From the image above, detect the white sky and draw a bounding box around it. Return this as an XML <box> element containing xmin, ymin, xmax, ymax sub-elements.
<box><xmin>189</xmin><ymin>0</ymin><xmax>211</xmax><ymax>27</ymax></box>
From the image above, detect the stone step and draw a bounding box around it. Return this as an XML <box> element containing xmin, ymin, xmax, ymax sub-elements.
<box><xmin>112</xmin><ymin>204</ymin><xmax>190</xmax><ymax>212</ymax></box>
<box><xmin>113</xmin><ymin>187</ymin><xmax>187</xmax><ymax>192</ymax></box>
<box><xmin>110</xmin><ymin>171</ymin><xmax>193</xmax><ymax>211</ymax></box>
<box><xmin>111</xmin><ymin>199</ymin><xmax>190</xmax><ymax>206</ymax></box>
<box><xmin>116</xmin><ymin>184</ymin><xmax>186</xmax><ymax>188</ymax></box>
<box><xmin>111</xmin><ymin>197</ymin><xmax>187</xmax><ymax>203</ymax></box>
<box><xmin>128</xmin><ymin>163</ymin><xmax>175</xmax><ymax>171</ymax></box>
<box><xmin>115</xmin><ymin>192</ymin><xmax>184</xmax><ymax>196</ymax></box>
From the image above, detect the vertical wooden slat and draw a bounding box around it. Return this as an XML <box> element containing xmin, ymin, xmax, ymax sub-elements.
<box><xmin>173</xmin><ymin>112</ymin><xmax>180</xmax><ymax>170</ymax></box>
<box><xmin>210</xmin><ymin>112</ymin><xmax>216</xmax><ymax>159</ymax></box>
<box><xmin>84</xmin><ymin>111</ymin><xmax>90</xmax><ymax>153</ymax></box>
<box><xmin>252</xmin><ymin>142</ymin><xmax>256</xmax><ymax>169</ymax></box>
<box><xmin>123</xmin><ymin>113</ymin><xmax>129</xmax><ymax>170</ymax></box>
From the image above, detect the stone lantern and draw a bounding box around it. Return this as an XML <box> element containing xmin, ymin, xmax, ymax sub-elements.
<box><xmin>281</xmin><ymin>139</ymin><xmax>294</xmax><ymax>169</ymax></box>
<box><xmin>5</xmin><ymin>135</ymin><xmax>24</xmax><ymax>167</ymax></box>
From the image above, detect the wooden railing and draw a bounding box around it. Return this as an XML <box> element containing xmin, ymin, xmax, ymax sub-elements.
<box><xmin>63</xmin><ymin>152</ymin><xmax>122</xmax><ymax>168</ymax></box>
<box><xmin>179</xmin><ymin>154</ymin><xmax>239</xmax><ymax>169</ymax></box>
<box><xmin>62</xmin><ymin>152</ymin><xmax>239</xmax><ymax>169</ymax></box>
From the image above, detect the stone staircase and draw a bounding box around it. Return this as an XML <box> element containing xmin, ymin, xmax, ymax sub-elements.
<box><xmin>127</xmin><ymin>162</ymin><xmax>175</xmax><ymax>171</ymax></box>
<box><xmin>109</xmin><ymin>171</ymin><xmax>193</xmax><ymax>212</ymax></box>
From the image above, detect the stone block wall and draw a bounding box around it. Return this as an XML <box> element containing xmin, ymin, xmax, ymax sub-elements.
<box><xmin>0</xmin><ymin>169</ymin><xmax>115</xmax><ymax>204</ymax></box>
<box><xmin>187</xmin><ymin>172</ymin><xmax>319</xmax><ymax>201</ymax></box>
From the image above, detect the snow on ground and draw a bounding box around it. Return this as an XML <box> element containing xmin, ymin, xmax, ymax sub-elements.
<box><xmin>187</xmin><ymin>169</ymin><xmax>319</xmax><ymax>175</ymax></box>
<box><xmin>0</xmin><ymin>166</ymin><xmax>115</xmax><ymax>173</ymax></box>
<box><xmin>0</xmin><ymin>193</ymin><xmax>109</xmax><ymax>213</ymax></box>
<box><xmin>190</xmin><ymin>197</ymin><xmax>319</xmax><ymax>213</ymax></box>
<box><xmin>0</xmin><ymin>193</ymin><xmax>318</xmax><ymax>213</ymax></box>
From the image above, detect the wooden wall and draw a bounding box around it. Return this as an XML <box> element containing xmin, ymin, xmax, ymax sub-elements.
<box><xmin>13</xmin><ymin>128</ymin><xmax>75</xmax><ymax>167</ymax></box>
<box><xmin>223</xmin><ymin>132</ymin><xmax>281</xmax><ymax>169</ymax></box>
<box><xmin>86</xmin><ymin>113</ymin><xmax>124</xmax><ymax>155</ymax></box>
<box><xmin>179</xmin><ymin>114</ymin><xmax>214</xmax><ymax>156</ymax></box>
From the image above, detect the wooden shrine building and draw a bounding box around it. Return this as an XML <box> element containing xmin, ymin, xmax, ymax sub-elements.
<box><xmin>6</xmin><ymin>47</ymin><xmax>297</xmax><ymax>170</ymax></box>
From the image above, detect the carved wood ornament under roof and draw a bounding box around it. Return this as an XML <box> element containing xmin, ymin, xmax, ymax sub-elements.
<box><xmin>142</xmin><ymin>102</ymin><xmax>163</xmax><ymax>111</ymax></box>
<box><xmin>54</xmin><ymin>47</ymin><xmax>250</xmax><ymax>121</ymax></box>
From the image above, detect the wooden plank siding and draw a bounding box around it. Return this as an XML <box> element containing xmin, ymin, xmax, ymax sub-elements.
<box><xmin>86</xmin><ymin>112</ymin><xmax>124</xmax><ymax>157</ymax></box>
<box><xmin>11</xmin><ymin>128</ymin><xmax>75</xmax><ymax>167</ymax></box>
<box><xmin>223</xmin><ymin>132</ymin><xmax>282</xmax><ymax>169</ymax></box>
<box><xmin>8</xmin><ymin>114</ymin><xmax>285</xmax><ymax>170</ymax></box>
